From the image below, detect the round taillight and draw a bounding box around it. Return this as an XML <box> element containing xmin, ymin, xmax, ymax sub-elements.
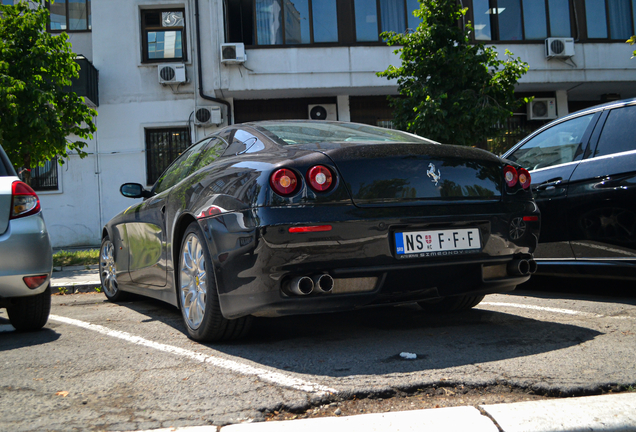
<box><xmin>270</xmin><ymin>168</ymin><xmax>298</xmax><ymax>196</ymax></box>
<box><xmin>518</xmin><ymin>168</ymin><xmax>531</xmax><ymax>189</ymax></box>
<box><xmin>503</xmin><ymin>166</ymin><xmax>518</xmax><ymax>188</ymax></box>
<box><xmin>307</xmin><ymin>165</ymin><xmax>333</xmax><ymax>192</ymax></box>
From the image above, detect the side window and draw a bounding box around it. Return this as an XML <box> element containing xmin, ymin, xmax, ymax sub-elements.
<box><xmin>141</xmin><ymin>9</ymin><xmax>186</xmax><ymax>63</ymax></box>
<box><xmin>507</xmin><ymin>114</ymin><xmax>595</xmax><ymax>170</ymax></box>
<box><xmin>154</xmin><ymin>139</ymin><xmax>209</xmax><ymax>194</ymax></box>
<box><xmin>594</xmin><ymin>105</ymin><xmax>636</xmax><ymax>157</ymax></box>
<box><xmin>224</xmin><ymin>130</ymin><xmax>263</xmax><ymax>155</ymax></box>
<box><xmin>189</xmin><ymin>138</ymin><xmax>228</xmax><ymax>173</ymax></box>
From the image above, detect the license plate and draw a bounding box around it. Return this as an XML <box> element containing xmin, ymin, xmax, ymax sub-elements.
<box><xmin>395</xmin><ymin>228</ymin><xmax>481</xmax><ymax>258</ymax></box>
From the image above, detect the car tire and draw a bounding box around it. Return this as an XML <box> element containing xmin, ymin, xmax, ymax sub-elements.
<box><xmin>178</xmin><ymin>221</ymin><xmax>252</xmax><ymax>342</ymax></box>
<box><xmin>7</xmin><ymin>285</ymin><xmax>51</xmax><ymax>331</ymax></box>
<box><xmin>417</xmin><ymin>295</ymin><xmax>485</xmax><ymax>313</ymax></box>
<box><xmin>100</xmin><ymin>235</ymin><xmax>129</xmax><ymax>302</ymax></box>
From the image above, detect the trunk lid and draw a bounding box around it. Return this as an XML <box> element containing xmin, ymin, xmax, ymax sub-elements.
<box><xmin>299</xmin><ymin>142</ymin><xmax>504</xmax><ymax>207</ymax></box>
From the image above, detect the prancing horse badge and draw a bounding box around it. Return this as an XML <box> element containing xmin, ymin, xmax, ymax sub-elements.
<box><xmin>427</xmin><ymin>163</ymin><xmax>441</xmax><ymax>186</ymax></box>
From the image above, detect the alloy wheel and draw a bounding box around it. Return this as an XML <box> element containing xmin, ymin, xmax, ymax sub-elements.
<box><xmin>180</xmin><ymin>233</ymin><xmax>207</xmax><ymax>330</ymax></box>
<box><xmin>100</xmin><ymin>239</ymin><xmax>118</xmax><ymax>297</ymax></box>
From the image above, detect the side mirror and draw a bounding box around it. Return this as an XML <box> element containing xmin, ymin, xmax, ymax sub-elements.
<box><xmin>120</xmin><ymin>183</ymin><xmax>152</xmax><ymax>199</ymax></box>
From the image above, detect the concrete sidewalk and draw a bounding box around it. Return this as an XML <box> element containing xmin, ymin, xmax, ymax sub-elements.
<box><xmin>138</xmin><ymin>393</ymin><xmax>636</xmax><ymax>432</ymax></box>
<box><xmin>51</xmin><ymin>265</ymin><xmax>101</xmax><ymax>293</ymax></box>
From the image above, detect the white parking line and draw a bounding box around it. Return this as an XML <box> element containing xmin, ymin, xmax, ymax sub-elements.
<box><xmin>49</xmin><ymin>315</ymin><xmax>337</xmax><ymax>395</ymax></box>
<box><xmin>481</xmin><ymin>302</ymin><xmax>635</xmax><ymax>319</ymax></box>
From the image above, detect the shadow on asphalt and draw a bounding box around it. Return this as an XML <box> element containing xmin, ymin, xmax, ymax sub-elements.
<box><xmin>110</xmin><ymin>297</ymin><xmax>602</xmax><ymax>379</ymax></box>
<box><xmin>514</xmin><ymin>275</ymin><xmax>636</xmax><ymax>305</ymax></box>
<box><xmin>0</xmin><ymin>317</ymin><xmax>61</xmax><ymax>351</ymax></box>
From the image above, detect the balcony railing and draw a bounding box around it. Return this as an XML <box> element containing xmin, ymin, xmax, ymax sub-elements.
<box><xmin>69</xmin><ymin>55</ymin><xmax>99</xmax><ymax>107</ymax></box>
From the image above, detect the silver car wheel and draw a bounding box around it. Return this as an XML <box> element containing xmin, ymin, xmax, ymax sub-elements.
<box><xmin>100</xmin><ymin>239</ymin><xmax>118</xmax><ymax>297</ymax></box>
<box><xmin>180</xmin><ymin>232</ymin><xmax>207</xmax><ymax>330</ymax></box>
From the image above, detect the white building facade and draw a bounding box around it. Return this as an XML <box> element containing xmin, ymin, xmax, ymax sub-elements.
<box><xmin>30</xmin><ymin>0</ymin><xmax>636</xmax><ymax>247</ymax></box>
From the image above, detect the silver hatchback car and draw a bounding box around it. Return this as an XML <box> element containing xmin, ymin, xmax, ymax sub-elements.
<box><xmin>0</xmin><ymin>143</ymin><xmax>52</xmax><ymax>331</ymax></box>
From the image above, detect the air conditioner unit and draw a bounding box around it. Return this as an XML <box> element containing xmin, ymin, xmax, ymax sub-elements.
<box><xmin>308</xmin><ymin>104</ymin><xmax>337</xmax><ymax>121</ymax></box>
<box><xmin>220</xmin><ymin>43</ymin><xmax>247</xmax><ymax>64</ymax></box>
<box><xmin>545</xmin><ymin>38</ymin><xmax>575</xmax><ymax>58</ymax></box>
<box><xmin>527</xmin><ymin>98</ymin><xmax>557</xmax><ymax>120</ymax></box>
<box><xmin>158</xmin><ymin>63</ymin><xmax>186</xmax><ymax>84</ymax></box>
<box><xmin>195</xmin><ymin>106</ymin><xmax>223</xmax><ymax>126</ymax></box>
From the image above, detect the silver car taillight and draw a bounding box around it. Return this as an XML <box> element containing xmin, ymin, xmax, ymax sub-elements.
<box><xmin>10</xmin><ymin>180</ymin><xmax>41</xmax><ymax>219</ymax></box>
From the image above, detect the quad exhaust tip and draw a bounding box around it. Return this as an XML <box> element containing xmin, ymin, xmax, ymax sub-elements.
<box><xmin>507</xmin><ymin>258</ymin><xmax>538</xmax><ymax>276</ymax></box>
<box><xmin>288</xmin><ymin>274</ymin><xmax>334</xmax><ymax>296</ymax></box>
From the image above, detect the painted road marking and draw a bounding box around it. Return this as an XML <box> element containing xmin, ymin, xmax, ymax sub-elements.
<box><xmin>49</xmin><ymin>315</ymin><xmax>337</xmax><ymax>395</ymax></box>
<box><xmin>482</xmin><ymin>302</ymin><xmax>634</xmax><ymax>319</ymax></box>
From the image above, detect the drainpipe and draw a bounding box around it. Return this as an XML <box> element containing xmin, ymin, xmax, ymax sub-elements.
<box><xmin>194</xmin><ymin>0</ymin><xmax>232</xmax><ymax>125</ymax></box>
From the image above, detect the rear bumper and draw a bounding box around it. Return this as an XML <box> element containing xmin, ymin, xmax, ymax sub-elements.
<box><xmin>200</xmin><ymin>203</ymin><xmax>539</xmax><ymax>319</ymax></box>
<box><xmin>0</xmin><ymin>213</ymin><xmax>52</xmax><ymax>298</ymax></box>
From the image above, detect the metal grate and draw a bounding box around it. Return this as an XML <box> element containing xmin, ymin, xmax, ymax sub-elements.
<box><xmin>28</xmin><ymin>159</ymin><xmax>59</xmax><ymax>191</ymax></box>
<box><xmin>145</xmin><ymin>128</ymin><xmax>190</xmax><ymax>185</ymax></box>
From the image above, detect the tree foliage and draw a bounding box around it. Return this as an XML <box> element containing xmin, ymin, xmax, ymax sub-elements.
<box><xmin>378</xmin><ymin>0</ymin><xmax>529</xmax><ymax>147</ymax></box>
<box><xmin>628</xmin><ymin>35</ymin><xmax>636</xmax><ymax>58</ymax></box>
<box><xmin>0</xmin><ymin>0</ymin><xmax>96</xmax><ymax>181</ymax></box>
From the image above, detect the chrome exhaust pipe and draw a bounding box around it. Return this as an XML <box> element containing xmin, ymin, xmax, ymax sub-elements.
<box><xmin>507</xmin><ymin>259</ymin><xmax>530</xmax><ymax>276</ymax></box>
<box><xmin>289</xmin><ymin>276</ymin><xmax>314</xmax><ymax>296</ymax></box>
<box><xmin>313</xmin><ymin>274</ymin><xmax>334</xmax><ymax>293</ymax></box>
<box><xmin>528</xmin><ymin>259</ymin><xmax>538</xmax><ymax>275</ymax></box>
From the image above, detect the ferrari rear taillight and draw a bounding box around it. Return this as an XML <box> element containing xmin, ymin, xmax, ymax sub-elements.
<box><xmin>307</xmin><ymin>165</ymin><xmax>333</xmax><ymax>192</ymax></box>
<box><xmin>518</xmin><ymin>168</ymin><xmax>531</xmax><ymax>189</ymax></box>
<box><xmin>270</xmin><ymin>168</ymin><xmax>298</xmax><ymax>196</ymax></box>
<box><xmin>503</xmin><ymin>166</ymin><xmax>518</xmax><ymax>188</ymax></box>
<box><xmin>10</xmin><ymin>181</ymin><xmax>41</xmax><ymax>219</ymax></box>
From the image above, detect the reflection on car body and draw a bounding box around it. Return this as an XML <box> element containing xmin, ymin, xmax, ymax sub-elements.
<box><xmin>503</xmin><ymin>98</ymin><xmax>636</xmax><ymax>280</ymax></box>
<box><xmin>101</xmin><ymin>121</ymin><xmax>540</xmax><ymax>341</ymax></box>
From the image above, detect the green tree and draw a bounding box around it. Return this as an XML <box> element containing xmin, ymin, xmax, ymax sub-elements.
<box><xmin>0</xmin><ymin>0</ymin><xmax>96</xmax><ymax>184</ymax></box>
<box><xmin>378</xmin><ymin>0</ymin><xmax>529</xmax><ymax>148</ymax></box>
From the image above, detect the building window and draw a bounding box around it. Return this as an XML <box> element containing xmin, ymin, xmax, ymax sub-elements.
<box><xmin>226</xmin><ymin>0</ymin><xmax>420</xmax><ymax>46</ymax></box>
<box><xmin>21</xmin><ymin>159</ymin><xmax>59</xmax><ymax>191</ymax></box>
<box><xmin>48</xmin><ymin>0</ymin><xmax>91</xmax><ymax>32</ymax></box>
<box><xmin>145</xmin><ymin>128</ymin><xmax>190</xmax><ymax>186</ymax></box>
<box><xmin>354</xmin><ymin>0</ymin><xmax>421</xmax><ymax>42</ymax></box>
<box><xmin>471</xmin><ymin>0</ymin><xmax>571</xmax><ymax>41</ymax></box>
<box><xmin>141</xmin><ymin>9</ymin><xmax>186</xmax><ymax>63</ymax></box>
<box><xmin>585</xmin><ymin>0</ymin><xmax>635</xmax><ymax>40</ymax></box>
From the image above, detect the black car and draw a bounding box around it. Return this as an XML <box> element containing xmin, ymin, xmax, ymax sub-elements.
<box><xmin>100</xmin><ymin>121</ymin><xmax>540</xmax><ymax>341</ymax></box>
<box><xmin>503</xmin><ymin>98</ymin><xmax>636</xmax><ymax>281</ymax></box>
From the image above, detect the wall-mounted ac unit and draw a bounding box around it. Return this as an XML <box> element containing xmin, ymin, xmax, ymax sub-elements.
<box><xmin>158</xmin><ymin>63</ymin><xmax>186</xmax><ymax>84</ymax></box>
<box><xmin>308</xmin><ymin>104</ymin><xmax>337</xmax><ymax>121</ymax></box>
<box><xmin>527</xmin><ymin>98</ymin><xmax>557</xmax><ymax>120</ymax></box>
<box><xmin>220</xmin><ymin>43</ymin><xmax>247</xmax><ymax>64</ymax></box>
<box><xmin>545</xmin><ymin>38</ymin><xmax>575</xmax><ymax>58</ymax></box>
<box><xmin>195</xmin><ymin>106</ymin><xmax>222</xmax><ymax>126</ymax></box>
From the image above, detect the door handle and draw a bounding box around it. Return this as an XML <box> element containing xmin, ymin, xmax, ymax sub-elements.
<box><xmin>535</xmin><ymin>179</ymin><xmax>564</xmax><ymax>191</ymax></box>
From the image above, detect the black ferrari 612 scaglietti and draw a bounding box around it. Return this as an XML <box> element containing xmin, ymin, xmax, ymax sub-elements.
<box><xmin>100</xmin><ymin>121</ymin><xmax>540</xmax><ymax>341</ymax></box>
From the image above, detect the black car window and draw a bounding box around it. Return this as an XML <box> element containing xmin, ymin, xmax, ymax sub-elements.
<box><xmin>506</xmin><ymin>114</ymin><xmax>595</xmax><ymax>171</ymax></box>
<box><xmin>190</xmin><ymin>138</ymin><xmax>227</xmax><ymax>173</ymax></box>
<box><xmin>233</xmin><ymin>130</ymin><xmax>263</xmax><ymax>154</ymax></box>
<box><xmin>153</xmin><ymin>138</ymin><xmax>210</xmax><ymax>194</ymax></box>
<box><xmin>594</xmin><ymin>105</ymin><xmax>636</xmax><ymax>158</ymax></box>
<box><xmin>257</xmin><ymin>122</ymin><xmax>435</xmax><ymax>145</ymax></box>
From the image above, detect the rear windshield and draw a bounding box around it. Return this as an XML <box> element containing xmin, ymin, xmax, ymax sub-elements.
<box><xmin>256</xmin><ymin>122</ymin><xmax>437</xmax><ymax>145</ymax></box>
